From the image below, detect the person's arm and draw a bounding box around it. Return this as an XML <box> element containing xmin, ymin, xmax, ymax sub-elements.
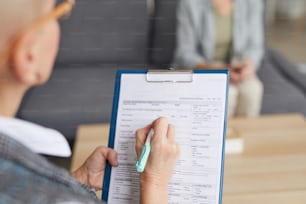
<box><xmin>72</xmin><ymin>146</ymin><xmax>118</xmax><ymax>191</ymax></box>
<box><xmin>173</xmin><ymin>0</ymin><xmax>206</xmax><ymax>69</ymax></box>
<box><xmin>136</xmin><ymin>117</ymin><xmax>180</xmax><ymax>204</ymax></box>
<box><xmin>243</xmin><ymin>0</ymin><xmax>265</xmax><ymax>70</ymax></box>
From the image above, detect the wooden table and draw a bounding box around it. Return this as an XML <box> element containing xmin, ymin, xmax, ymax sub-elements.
<box><xmin>71</xmin><ymin>114</ymin><xmax>306</xmax><ymax>203</ymax></box>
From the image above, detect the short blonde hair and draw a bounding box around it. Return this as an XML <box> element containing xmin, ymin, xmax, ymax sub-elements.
<box><xmin>0</xmin><ymin>0</ymin><xmax>46</xmax><ymax>51</ymax></box>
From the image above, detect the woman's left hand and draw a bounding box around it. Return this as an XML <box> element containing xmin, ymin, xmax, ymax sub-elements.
<box><xmin>72</xmin><ymin>146</ymin><xmax>118</xmax><ymax>190</ymax></box>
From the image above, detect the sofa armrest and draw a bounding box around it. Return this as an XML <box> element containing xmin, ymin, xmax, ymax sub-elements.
<box><xmin>266</xmin><ymin>48</ymin><xmax>306</xmax><ymax>94</ymax></box>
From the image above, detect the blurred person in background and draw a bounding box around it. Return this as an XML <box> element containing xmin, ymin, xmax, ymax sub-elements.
<box><xmin>174</xmin><ymin>0</ymin><xmax>264</xmax><ymax>117</ymax></box>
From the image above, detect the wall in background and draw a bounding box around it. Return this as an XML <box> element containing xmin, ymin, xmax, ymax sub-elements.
<box><xmin>266</xmin><ymin>0</ymin><xmax>306</xmax><ymax>66</ymax></box>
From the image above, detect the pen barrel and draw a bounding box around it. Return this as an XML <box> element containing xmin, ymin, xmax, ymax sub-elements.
<box><xmin>136</xmin><ymin>144</ymin><xmax>151</xmax><ymax>173</ymax></box>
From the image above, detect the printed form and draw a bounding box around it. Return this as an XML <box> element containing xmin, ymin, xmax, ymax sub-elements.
<box><xmin>106</xmin><ymin>73</ymin><xmax>228</xmax><ymax>204</ymax></box>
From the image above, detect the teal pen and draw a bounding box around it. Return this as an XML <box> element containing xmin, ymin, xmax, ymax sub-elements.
<box><xmin>136</xmin><ymin>129</ymin><xmax>154</xmax><ymax>173</ymax></box>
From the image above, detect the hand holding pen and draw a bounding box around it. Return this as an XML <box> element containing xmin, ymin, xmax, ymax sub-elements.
<box><xmin>136</xmin><ymin>128</ymin><xmax>154</xmax><ymax>173</ymax></box>
<box><xmin>135</xmin><ymin>117</ymin><xmax>180</xmax><ymax>204</ymax></box>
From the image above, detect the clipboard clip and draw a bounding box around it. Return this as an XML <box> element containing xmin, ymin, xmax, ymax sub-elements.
<box><xmin>146</xmin><ymin>69</ymin><xmax>194</xmax><ymax>83</ymax></box>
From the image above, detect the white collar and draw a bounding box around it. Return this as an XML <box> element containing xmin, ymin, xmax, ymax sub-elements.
<box><xmin>0</xmin><ymin>117</ymin><xmax>71</xmax><ymax>157</ymax></box>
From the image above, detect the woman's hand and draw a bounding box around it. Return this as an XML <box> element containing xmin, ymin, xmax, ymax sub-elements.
<box><xmin>239</xmin><ymin>59</ymin><xmax>255</xmax><ymax>81</ymax></box>
<box><xmin>136</xmin><ymin>117</ymin><xmax>180</xmax><ymax>204</ymax></box>
<box><xmin>196</xmin><ymin>62</ymin><xmax>227</xmax><ymax>70</ymax></box>
<box><xmin>72</xmin><ymin>146</ymin><xmax>118</xmax><ymax>190</ymax></box>
<box><xmin>229</xmin><ymin>59</ymin><xmax>255</xmax><ymax>84</ymax></box>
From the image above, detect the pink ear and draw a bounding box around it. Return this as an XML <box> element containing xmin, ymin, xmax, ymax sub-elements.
<box><xmin>10</xmin><ymin>32</ymin><xmax>37</xmax><ymax>86</ymax></box>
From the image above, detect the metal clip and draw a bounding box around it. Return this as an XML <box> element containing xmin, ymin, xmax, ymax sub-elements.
<box><xmin>146</xmin><ymin>69</ymin><xmax>194</xmax><ymax>83</ymax></box>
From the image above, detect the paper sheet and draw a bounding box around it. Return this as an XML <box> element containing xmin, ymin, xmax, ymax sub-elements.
<box><xmin>106</xmin><ymin>73</ymin><xmax>228</xmax><ymax>204</ymax></box>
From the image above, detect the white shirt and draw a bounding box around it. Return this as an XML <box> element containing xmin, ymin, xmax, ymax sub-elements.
<box><xmin>0</xmin><ymin>117</ymin><xmax>71</xmax><ymax>157</ymax></box>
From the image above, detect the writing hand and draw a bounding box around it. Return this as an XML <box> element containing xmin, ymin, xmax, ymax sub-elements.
<box><xmin>136</xmin><ymin>117</ymin><xmax>180</xmax><ymax>204</ymax></box>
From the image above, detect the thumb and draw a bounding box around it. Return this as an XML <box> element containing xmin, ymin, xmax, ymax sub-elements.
<box><xmin>106</xmin><ymin>149</ymin><xmax>119</xmax><ymax>167</ymax></box>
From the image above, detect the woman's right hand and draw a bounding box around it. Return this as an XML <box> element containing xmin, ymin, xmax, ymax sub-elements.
<box><xmin>136</xmin><ymin>117</ymin><xmax>180</xmax><ymax>204</ymax></box>
<box><xmin>230</xmin><ymin>59</ymin><xmax>256</xmax><ymax>84</ymax></box>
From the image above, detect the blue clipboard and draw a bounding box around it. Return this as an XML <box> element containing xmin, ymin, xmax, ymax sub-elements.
<box><xmin>102</xmin><ymin>69</ymin><xmax>229</xmax><ymax>204</ymax></box>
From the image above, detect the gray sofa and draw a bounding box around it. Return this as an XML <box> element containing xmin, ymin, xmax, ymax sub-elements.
<box><xmin>17</xmin><ymin>0</ymin><xmax>306</xmax><ymax>141</ymax></box>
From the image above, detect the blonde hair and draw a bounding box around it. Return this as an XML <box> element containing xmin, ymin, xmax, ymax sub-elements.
<box><xmin>0</xmin><ymin>0</ymin><xmax>47</xmax><ymax>52</ymax></box>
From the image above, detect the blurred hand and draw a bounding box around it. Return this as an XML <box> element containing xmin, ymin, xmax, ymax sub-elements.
<box><xmin>72</xmin><ymin>146</ymin><xmax>118</xmax><ymax>190</ymax></box>
<box><xmin>136</xmin><ymin>117</ymin><xmax>180</xmax><ymax>187</ymax></box>
<box><xmin>239</xmin><ymin>59</ymin><xmax>255</xmax><ymax>81</ymax></box>
<box><xmin>196</xmin><ymin>62</ymin><xmax>227</xmax><ymax>70</ymax></box>
<box><xmin>229</xmin><ymin>66</ymin><xmax>242</xmax><ymax>84</ymax></box>
<box><xmin>229</xmin><ymin>59</ymin><xmax>255</xmax><ymax>84</ymax></box>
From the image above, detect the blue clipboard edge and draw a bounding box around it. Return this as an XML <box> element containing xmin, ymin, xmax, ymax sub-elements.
<box><xmin>219</xmin><ymin>70</ymin><xmax>229</xmax><ymax>204</ymax></box>
<box><xmin>102</xmin><ymin>70</ymin><xmax>147</xmax><ymax>202</ymax></box>
<box><xmin>102</xmin><ymin>69</ymin><xmax>230</xmax><ymax>203</ymax></box>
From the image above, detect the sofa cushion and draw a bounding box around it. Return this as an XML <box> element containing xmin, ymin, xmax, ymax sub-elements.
<box><xmin>56</xmin><ymin>0</ymin><xmax>148</xmax><ymax>65</ymax></box>
<box><xmin>258</xmin><ymin>55</ymin><xmax>306</xmax><ymax>116</ymax></box>
<box><xmin>18</xmin><ymin>64</ymin><xmax>145</xmax><ymax>140</ymax></box>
